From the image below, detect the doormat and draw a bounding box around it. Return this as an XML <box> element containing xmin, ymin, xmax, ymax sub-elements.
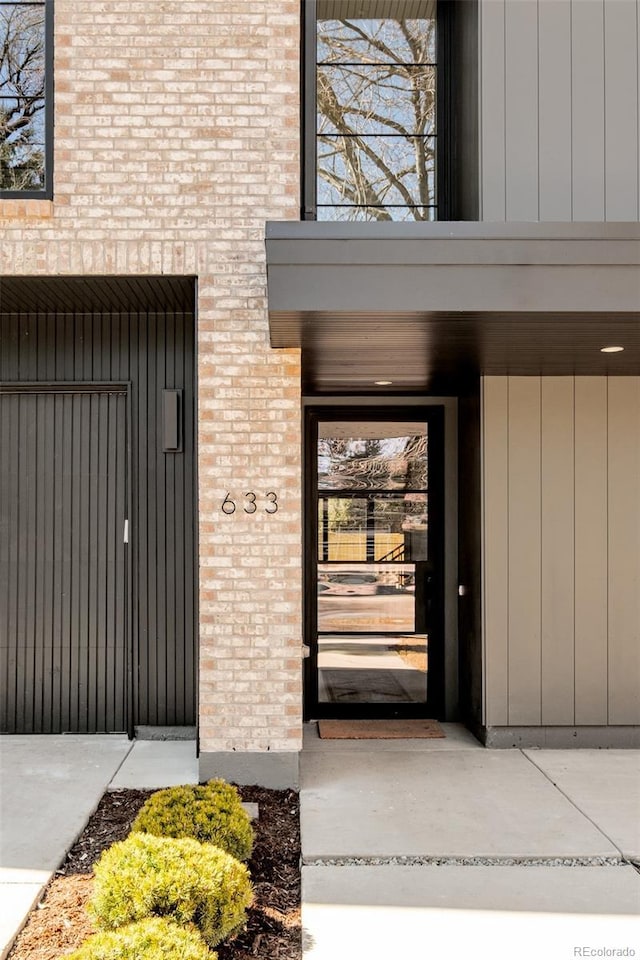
<box><xmin>317</xmin><ymin>718</ymin><xmax>445</xmax><ymax>739</ymax></box>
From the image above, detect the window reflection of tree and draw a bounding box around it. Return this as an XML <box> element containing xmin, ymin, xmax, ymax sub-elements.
<box><xmin>0</xmin><ymin>2</ymin><xmax>46</xmax><ymax>191</ymax></box>
<box><xmin>318</xmin><ymin>434</ymin><xmax>427</xmax><ymax>490</ymax></box>
<box><xmin>317</xmin><ymin>15</ymin><xmax>436</xmax><ymax>220</ymax></box>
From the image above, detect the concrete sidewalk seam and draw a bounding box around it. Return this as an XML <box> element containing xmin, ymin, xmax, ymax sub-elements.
<box><xmin>106</xmin><ymin>737</ymin><xmax>136</xmax><ymax>782</ymax></box>
<box><xmin>520</xmin><ymin>749</ymin><xmax>627</xmax><ymax>859</ymax></box>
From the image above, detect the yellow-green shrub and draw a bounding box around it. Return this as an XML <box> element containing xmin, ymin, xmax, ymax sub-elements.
<box><xmin>65</xmin><ymin>918</ymin><xmax>214</xmax><ymax>960</ymax></box>
<box><xmin>131</xmin><ymin>779</ymin><xmax>253</xmax><ymax>862</ymax></box>
<box><xmin>88</xmin><ymin>834</ymin><xmax>252</xmax><ymax>948</ymax></box>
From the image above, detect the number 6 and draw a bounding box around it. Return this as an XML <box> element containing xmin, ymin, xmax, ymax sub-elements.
<box><xmin>221</xmin><ymin>493</ymin><xmax>236</xmax><ymax>515</ymax></box>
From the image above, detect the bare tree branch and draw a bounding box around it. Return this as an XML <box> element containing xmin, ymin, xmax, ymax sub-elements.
<box><xmin>316</xmin><ymin>16</ymin><xmax>436</xmax><ymax>220</ymax></box>
<box><xmin>0</xmin><ymin>3</ymin><xmax>46</xmax><ymax>191</ymax></box>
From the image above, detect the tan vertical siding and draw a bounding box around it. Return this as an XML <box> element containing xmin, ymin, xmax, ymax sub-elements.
<box><xmin>480</xmin><ymin>0</ymin><xmax>640</xmax><ymax>221</ymax></box>
<box><xmin>483</xmin><ymin>376</ymin><xmax>640</xmax><ymax>727</ymax></box>
<box><xmin>574</xmin><ymin>378</ymin><xmax>609</xmax><ymax>724</ymax></box>
<box><xmin>607</xmin><ymin>379</ymin><xmax>640</xmax><ymax>723</ymax></box>
<box><xmin>541</xmin><ymin>377</ymin><xmax>575</xmax><ymax>724</ymax></box>
<box><xmin>506</xmin><ymin>378</ymin><xmax>542</xmax><ymax>724</ymax></box>
<box><xmin>482</xmin><ymin>377</ymin><xmax>509</xmax><ymax>724</ymax></box>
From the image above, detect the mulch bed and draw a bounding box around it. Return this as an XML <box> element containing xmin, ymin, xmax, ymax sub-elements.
<box><xmin>8</xmin><ymin>786</ymin><xmax>301</xmax><ymax>960</ymax></box>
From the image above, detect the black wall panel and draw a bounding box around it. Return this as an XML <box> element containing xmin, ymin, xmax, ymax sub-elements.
<box><xmin>0</xmin><ymin>304</ymin><xmax>196</xmax><ymax>731</ymax></box>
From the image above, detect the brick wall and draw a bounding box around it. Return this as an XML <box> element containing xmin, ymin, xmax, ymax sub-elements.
<box><xmin>0</xmin><ymin>1</ymin><xmax>303</xmax><ymax>755</ymax></box>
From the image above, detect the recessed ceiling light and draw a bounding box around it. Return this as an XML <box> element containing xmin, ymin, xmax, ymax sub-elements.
<box><xmin>374</xmin><ymin>380</ymin><xmax>393</xmax><ymax>386</ymax></box>
<box><xmin>600</xmin><ymin>345</ymin><xmax>624</xmax><ymax>353</ymax></box>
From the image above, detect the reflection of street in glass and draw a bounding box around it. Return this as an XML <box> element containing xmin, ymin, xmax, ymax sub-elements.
<box><xmin>318</xmin><ymin>633</ymin><xmax>428</xmax><ymax>704</ymax></box>
<box><xmin>319</xmin><ymin>592</ymin><xmax>415</xmax><ymax>632</ymax></box>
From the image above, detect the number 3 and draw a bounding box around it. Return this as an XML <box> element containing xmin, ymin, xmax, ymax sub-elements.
<box><xmin>244</xmin><ymin>492</ymin><xmax>257</xmax><ymax>514</ymax></box>
<box><xmin>265</xmin><ymin>492</ymin><xmax>278</xmax><ymax>514</ymax></box>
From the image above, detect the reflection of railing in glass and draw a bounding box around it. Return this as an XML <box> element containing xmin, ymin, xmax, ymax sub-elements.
<box><xmin>377</xmin><ymin>542</ymin><xmax>405</xmax><ymax>562</ymax></box>
<box><xmin>318</xmin><ymin>494</ymin><xmax>427</xmax><ymax>562</ymax></box>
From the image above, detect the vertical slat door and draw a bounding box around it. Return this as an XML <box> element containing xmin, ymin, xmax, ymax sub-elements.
<box><xmin>0</xmin><ymin>389</ymin><xmax>128</xmax><ymax>733</ymax></box>
<box><xmin>0</xmin><ymin>310</ymin><xmax>197</xmax><ymax>730</ymax></box>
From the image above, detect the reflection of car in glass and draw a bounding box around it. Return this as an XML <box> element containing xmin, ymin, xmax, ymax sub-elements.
<box><xmin>318</xmin><ymin>571</ymin><xmax>414</xmax><ymax>596</ymax></box>
<box><xmin>318</xmin><ymin>572</ymin><xmax>379</xmax><ymax>596</ymax></box>
<box><xmin>402</xmin><ymin>516</ymin><xmax>428</xmax><ymax>531</ymax></box>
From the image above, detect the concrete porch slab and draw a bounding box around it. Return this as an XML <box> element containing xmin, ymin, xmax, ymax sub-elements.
<box><xmin>524</xmin><ymin>750</ymin><xmax>640</xmax><ymax>859</ymax></box>
<box><xmin>108</xmin><ymin>739</ymin><xmax>198</xmax><ymax>789</ymax></box>
<box><xmin>300</xmin><ymin>748</ymin><xmax>619</xmax><ymax>859</ymax></box>
<box><xmin>302</xmin><ymin>864</ymin><xmax>640</xmax><ymax>960</ymax></box>
<box><xmin>303</xmin><ymin>721</ymin><xmax>483</xmax><ymax>752</ymax></box>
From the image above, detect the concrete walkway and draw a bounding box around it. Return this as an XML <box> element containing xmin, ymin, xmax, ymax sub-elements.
<box><xmin>300</xmin><ymin>723</ymin><xmax>640</xmax><ymax>960</ymax></box>
<box><xmin>2</xmin><ymin>729</ymin><xmax>639</xmax><ymax>960</ymax></box>
<box><xmin>0</xmin><ymin>736</ymin><xmax>198</xmax><ymax>959</ymax></box>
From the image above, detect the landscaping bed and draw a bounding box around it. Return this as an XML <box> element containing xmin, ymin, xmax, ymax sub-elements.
<box><xmin>8</xmin><ymin>786</ymin><xmax>301</xmax><ymax>960</ymax></box>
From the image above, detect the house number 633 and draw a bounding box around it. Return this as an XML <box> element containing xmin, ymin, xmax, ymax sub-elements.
<box><xmin>221</xmin><ymin>492</ymin><xmax>278</xmax><ymax>515</ymax></box>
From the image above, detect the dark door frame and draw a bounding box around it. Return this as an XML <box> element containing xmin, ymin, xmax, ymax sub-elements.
<box><xmin>0</xmin><ymin>380</ymin><xmax>134</xmax><ymax>736</ymax></box>
<box><xmin>303</xmin><ymin>404</ymin><xmax>446</xmax><ymax>720</ymax></box>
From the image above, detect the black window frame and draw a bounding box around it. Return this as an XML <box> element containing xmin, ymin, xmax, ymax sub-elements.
<box><xmin>302</xmin><ymin>0</ymin><xmax>456</xmax><ymax>222</ymax></box>
<box><xmin>0</xmin><ymin>0</ymin><xmax>54</xmax><ymax>200</ymax></box>
<box><xmin>304</xmin><ymin>404</ymin><xmax>446</xmax><ymax>720</ymax></box>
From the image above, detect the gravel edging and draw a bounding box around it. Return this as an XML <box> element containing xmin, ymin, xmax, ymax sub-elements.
<box><xmin>304</xmin><ymin>855</ymin><xmax>630</xmax><ymax>867</ymax></box>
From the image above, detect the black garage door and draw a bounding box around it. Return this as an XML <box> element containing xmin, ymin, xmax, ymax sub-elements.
<box><xmin>0</xmin><ymin>386</ymin><xmax>129</xmax><ymax>733</ymax></box>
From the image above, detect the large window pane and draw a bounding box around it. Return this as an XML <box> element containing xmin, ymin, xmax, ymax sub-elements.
<box><xmin>315</xmin><ymin>12</ymin><xmax>437</xmax><ymax>221</ymax></box>
<box><xmin>0</xmin><ymin>2</ymin><xmax>48</xmax><ymax>193</ymax></box>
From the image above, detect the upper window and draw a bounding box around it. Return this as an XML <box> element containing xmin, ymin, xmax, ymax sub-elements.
<box><xmin>304</xmin><ymin>0</ymin><xmax>439</xmax><ymax>221</ymax></box>
<box><xmin>0</xmin><ymin>0</ymin><xmax>52</xmax><ymax>197</ymax></box>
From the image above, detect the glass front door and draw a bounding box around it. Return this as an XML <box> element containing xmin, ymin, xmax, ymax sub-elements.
<box><xmin>305</xmin><ymin>409</ymin><xmax>444</xmax><ymax>718</ymax></box>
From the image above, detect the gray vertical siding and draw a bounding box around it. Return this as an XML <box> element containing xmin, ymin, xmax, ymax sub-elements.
<box><xmin>0</xmin><ymin>310</ymin><xmax>196</xmax><ymax>731</ymax></box>
<box><xmin>480</xmin><ymin>0</ymin><xmax>640</xmax><ymax>221</ymax></box>
<box><xmin>482</xmin><ymin>376</ymin><xmax>640</xmax><ymax>727</ymax></box>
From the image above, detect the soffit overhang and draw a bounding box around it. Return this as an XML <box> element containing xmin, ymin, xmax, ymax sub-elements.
<box><xmin>0</xmin><ymin>275</ymin><xmax>196</xmax><ymax>315</ymax></box>
<box><xmin>266</xmin><ymin>222</ymin><xmax>640</xmax><ymax>392</ymax></box>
